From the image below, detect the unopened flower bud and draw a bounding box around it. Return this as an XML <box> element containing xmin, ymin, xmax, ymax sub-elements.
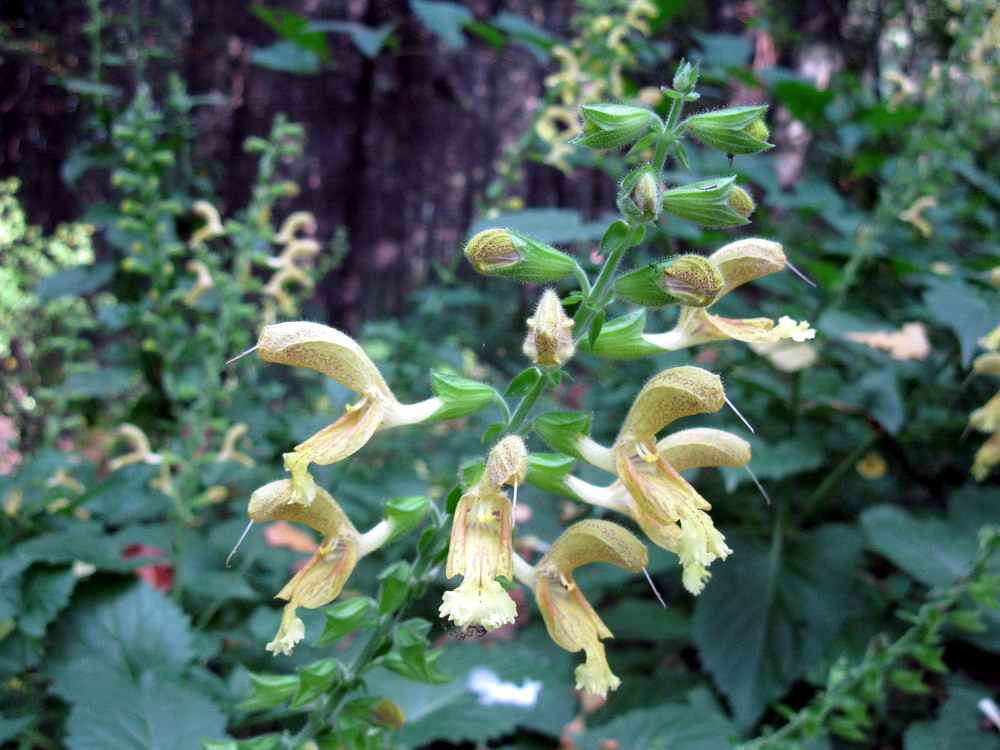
<box><xmin>523</xmin><ymin>289</ymin><xmax>575</xmax><ymax>365</ymax></box>
<box><xmin>465</xmin><ymin>229</ymin><xmax>576</xmax><ymax>283</ymax></box>
<box><xmin>571</xmin><ymin>103</ymin><xmax>658</xmax><ymax>150</ymax></box>
<box><xmin>742</xmin><ymin>117</ymin><xmax>770</xmax><ymax>143</ymax></box>
<box><xmin>615</xmin><ymin>255</ymin><xmax>722</xmax><ymax>308</ymax></box>
<box><xmin>486</xmin><ymin>435</ymin><xmax>529</xmax><ymax>488</ymax></box>
<box><xmin>617</xmin><ymin>166</ymin><xmax>662</xmax><ymax>223</ymax></box>
<box><xmin>727</xmin><ymin>186</ymin><xmax>755</xmax><ymax>219</ymax></box>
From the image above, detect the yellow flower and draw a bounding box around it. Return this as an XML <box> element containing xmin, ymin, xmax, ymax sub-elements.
<box><xmin>561</xmin><ymin>368</ymin><xmax>750</xmax><ymax>594</ymax></box>
<box><xmin>257</xmin><ymin>322</ymin><xmax>445</xmax><ymax>500</ymax></box>
<box><xmin>642</xmin><ymin>239</ymin><xmax>816</xmax><ymax>351</ymax></box>
<box><xmin>248</xmin><ymin>479</ymin><xmax>360</xmax><ymax>655</ymax></box>
<box><xmin>527</xmin><ymin>520</ymin><xmax>647</xmax><ymax>697</ymax></box>
<box><xmin>439</xmin><ymin>484</ymin><xmax>516</xmax><ymax>631</ymax></box>
<box><xmin>439</xmin><ymin>437</ymin><xmax>527</xmax><ymax>632</ymax></box>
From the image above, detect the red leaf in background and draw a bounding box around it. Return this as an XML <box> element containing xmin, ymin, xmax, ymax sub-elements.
<box><xmin>123</xmin><ymin>543</ymin><xmax>174</xmax><ymax>594</ymax></box>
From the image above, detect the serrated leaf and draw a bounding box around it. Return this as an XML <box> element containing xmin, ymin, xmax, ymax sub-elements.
<box><xmin>308</xmin><ymin>20</ymin><xmax>395</xmax><ymax>58</ymax></box>
<box><xmin>719</xmin><ymin>437</ymin><xmax>824</xmax><ymax>491</ymax></box>
<box><xmin>410</xmin><ymin>0</ymin><xmax>473</xmax><ymax>50</ymax></box>
<box><xmin>923</xmin><ymin>281</ymin><xmax>994</xmax><ymax>367</ymax></box>
<box><xmin>19</xmin><ymin>565</ymin><xmax>77</xmax><ymax>638</ymax></box>
<box><xmin>48</xmin><ymin>581</ymin><xmax>226</xmax><ymax>749</ymax></box>
<box><xmin>80</xmin><ymin>464</ymin><xmax>172</xmax><ymax>524</ymax></box>
<box><xmin>575</xmin><ymin>691</ymin><xmax>735</xmax><ymax>750</ymax></box>
<box><xmin>693</xmin><ymin>525</ymin><xmax>863</xmax><ymax>728</ymax></box>
<box><xmin>63</xmin><ymin>671</ymin><xmax>227</xmax><ymax>750</ymax></box>
<box><xmin>11</xmin><ymin>530</ymin><xmax>134</xmax><ymax>572</ymax></box>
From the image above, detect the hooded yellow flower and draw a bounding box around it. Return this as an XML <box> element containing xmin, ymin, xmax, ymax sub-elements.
<box><xmin>249</xmin><ymin>479</ymin><xmax>360</xmax><ymax>655</ymax></box>
<box><xmin>256</xmin><ymin>322</ymin><xmax>446</xmax><ymax>500</ymax></box>
<box><xmin>642</xmin><ymin>239</ymin><xmax>816</xmax><ymax>350</ymax></box>
<box><xmin>561</xmin><ymin>367</ymin><xmax>750</xmax><ymax>594</ymax></box>
<box><xmin>439</xmin><ymin>437</ymin><xmax>528</xmax><ymax>632</ymax></box>
<box><xmin>526</xmin><ymin>520</ymin><xmax>647</xmax><ymax>697</ymax></box>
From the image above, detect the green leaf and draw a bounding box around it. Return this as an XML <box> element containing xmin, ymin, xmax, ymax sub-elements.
<box><xmin>79</xmin><ymin>464</ymin><xmax>172</xmax><ymax>524</ymax></box>
<box><xmin>383</xmin><ymin>495</ymin><xmax>431</xmax><ymax>543</ymax></box>
<box><xmin>251</xmin><ymin>41</ymin><xmax>322</xmax><ymax>75</ymax></box>
<box><xmin>11</xmin><ymin>530</ymin><xmax>134</xmax><ymax>572</ymax></box>
<box><xmin>0</xmin><ymin>715</ymin><xmax>33</xmax><ymax>743</ymax></box>
<box><xmin>491</xmin><ymin>11</ymin><xmax>555</xmax><ymax>61</ymax></box>
<box><xmin>236</xmin><ymin>673</ymin><xmax>300</xmax><ymax>712</ymax></box>
<box><xmin>19</xmin><ymin>565</ymin><xmax>77</xmax><ymax>638</ymax></box>
<box><xmin>861</xmin><ymin>504</ymin><xmax>978</xmax><ymax>590</ymax></box>
<box><xmin>250</xmin><ymin>6</ymin><xmax>330</xmax><ymax>61</ymax></box>
<box><xmin>693</xmin><ymin>525</ymin><xmax>863</xmax><ymax>728</ymax></box>
<box><xmin>719</xmin><ymin>436</ymin><xmax>825</xmax><ymax>491</ymax></box>
<box><xmin>505</xmin><ymin>367</ymin><xmax>542</xmax><ymax>398</ymax></box>
<box><xmin>314</xmin><ymin>597</ymin><xmax>375</xmax><ymax>646</ymax></box>
<box><xmin>904</xmin><ymin>682</ymin><xmax>1000</xmax><ymax>750</ymax></box>
<box><xmin>36</xmin><ymin>262</ymin><xmax>115</xmax><ymax>301</ymax></box>
<box><xmin>63</xmin><ymin>672</ymin><xmax>227</xmax><ymax>750</ymax></box>
<box><xmin>576</xmin><ymin>689</ymin><xmax>736</xmax><ymax>750</ymax></box>
<box><xmin>291</xmin><ymin>659</ymin><xmax>342</xmax><ymax>707</ymax></box>
<box><xmin>48</xmin><ymin>580</ymin><xmax>227</xmax><ymax>749</ymax></box>
<box><xmin>64</xmin><ymin>366</ymin><xmax>138</xmax><ymax>399</ymax></box>
<box><xmin>588</xmin><ymin>309</ymin><xmax>606</xmax><ymax>351</ymax></box>
<box><xmin>383</xmin><ymin>619</ymin><xmax>453</xmax><ymax>684</ymax></box>
<box><xmin>308</xmin><ymin>20</ymin><xmax>395</xmax><ymax>58</ymax></box>
<box><xmin>923</xmin><ymin>280</ymin><xmax>995</xmax><ymax>367</ymax></box>
<box><xmin>378</xmin><ymin>562</ymin><xmax>411</xmax><ymax>616</ymax></box>
<box><xmin>410</xmin><ymin>0</ymin><xmax>473</xmax><ymax>50</ymax></box>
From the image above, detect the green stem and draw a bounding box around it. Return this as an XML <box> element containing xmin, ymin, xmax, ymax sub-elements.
<box><xmin>505</xmin><ymin>368</ymin><xmax>549</xmax><ymax>435</ymax></box>
<box><xmin>573</xmin><ymin>223</ymin><xmax>641</xmax><ymax>342</ymax></box>
<box><xmin>796</xmin><ymin>433</ymin><xmax>878</xmax><ymax>522</ymax></box>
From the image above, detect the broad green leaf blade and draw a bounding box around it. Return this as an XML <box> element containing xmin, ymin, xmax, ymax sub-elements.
<box><xmin>48</xmin><ymin>580</ymin><xmax>194</xmax><ymax>700</ymax></box>
<box><xmin>467</xmin><ymin>208</ymin><xmax>612</xmax><ymax>245</ymax></box>
<box><xmin>903</xmin><ymin>682</ymin><xmax>998</xmax><ymax>750</ymax></box>
<box><xmin>576</xmin><ymin>689</ymin><xmax>735</xmax><ymax>750</ymax></box>
<box><xmin>692</xmin><ymin>525</ymin><xmax>863</xmax><ymax>728</ymax></box>
<box><xmin>19</xmin><ymin>565</ymin><xmax>77</xmax><ymax>638</ymax></box>
<box><xmin>860</xmin><ymin>504</ymin><xmax>981</xmax><ymax>590</ymax></box>
<box><xmin>63</xmin><ymin>671</ymin><xmax>227</xmax><ymax>750</ymax></box>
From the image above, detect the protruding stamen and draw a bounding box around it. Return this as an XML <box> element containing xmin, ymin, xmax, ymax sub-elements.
<box><xmin>745</xmin><ymin>465</ymin><xmax>771</xmax><ymax>505</ymax></box>
<box><xmin>960</xmin><ymin>423</ymin><xmax>972</xmax><ymax>443</ymax></box>
<box><xmin>724</xmin><ymin>396</ymin><xmax>755</xmax><ymax>434</ymax></box>
<box><xmin>511</xmin><ymin>480</ymin><xmax>519</xmax><ymax>529</ymax></box>
<box><xmin>977</xmin><ymin>696</ymin><xmax>1000</xmax><ymax>732</ymax></box>
<box><xmin>785</xmin><ymin>259</ymin><xmax>817</xmax><ymax>288</ymax></box>
<box><xmin>226</xmin><ymin>345</ymin><xmax>258</xmax><ymax>365</ymax></box>
<box><xmin>643</xmin><ymin>567</ymin><xmax>666</xmax><ymax>608</ymax></box>
<box><xmin>226</xmin><ymin>519</ymin><xmax>255</xmax><ymax>567</ymax></box>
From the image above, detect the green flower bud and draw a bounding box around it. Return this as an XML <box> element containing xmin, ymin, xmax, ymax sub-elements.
<box><xmin>426</xmin><ymin>371</ymin><xmax>495</xmax><ymax>421</ymax></box>
<box><xmin>662</xmin><ymin>176</ymin><xmax>749</xmax><ymax>228</ymax></box>
<box><xmin>727</xmin><ymin>186</ymin><xmax>756</xmax><ymax>219</ymax></box>
<box><xmin>571</xmin><ymin>103</ymin><xmax>659</xmax><ymax>150</ymax></box>
<box><xmin>617</xmin><ymin>166</ymin><xmax>662</xmax><ymax>223</ymax></box>
<box><xmin>615</xmin><ymin>255</ymin><xmax>723</xmax><ymax>308</ymax></box>
<box><xmin>686</xmin><ymin>105</ymin><xmax>772</xmax><ymax>155</ymax></box>
<box><xmin>464</xmin><ymin>229</ymin><xmax>576</xmax><ymax>282</ymax></box>
<box><xmin>672</xmin><ymin>59</ymin><xmax>700</xmax><ymax>94</ymax></box>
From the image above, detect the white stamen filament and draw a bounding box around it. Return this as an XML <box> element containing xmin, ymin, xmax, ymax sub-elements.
<box><xmin>643</xmin><ymin>567</ymin><xmax>666</xmax><ymax>608</ymax></box>
<box><xmin>226</xmin><ymin>519</ymin><xmax>255</xmax><ymax>567</ymax></box>
<box><xmin>226</xmin><ymin>345</ymin><xmax>258</xmax><ymax>365</ymax></box>
<box><xmin>745</xmin><ymin>465</ymin><xmax>771</xmax><ymax>505</ymax></box>
<box><xmin>724</xmin><ymin>396</ymin><xmax>755</xmax><ymax>434</ymax></box>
